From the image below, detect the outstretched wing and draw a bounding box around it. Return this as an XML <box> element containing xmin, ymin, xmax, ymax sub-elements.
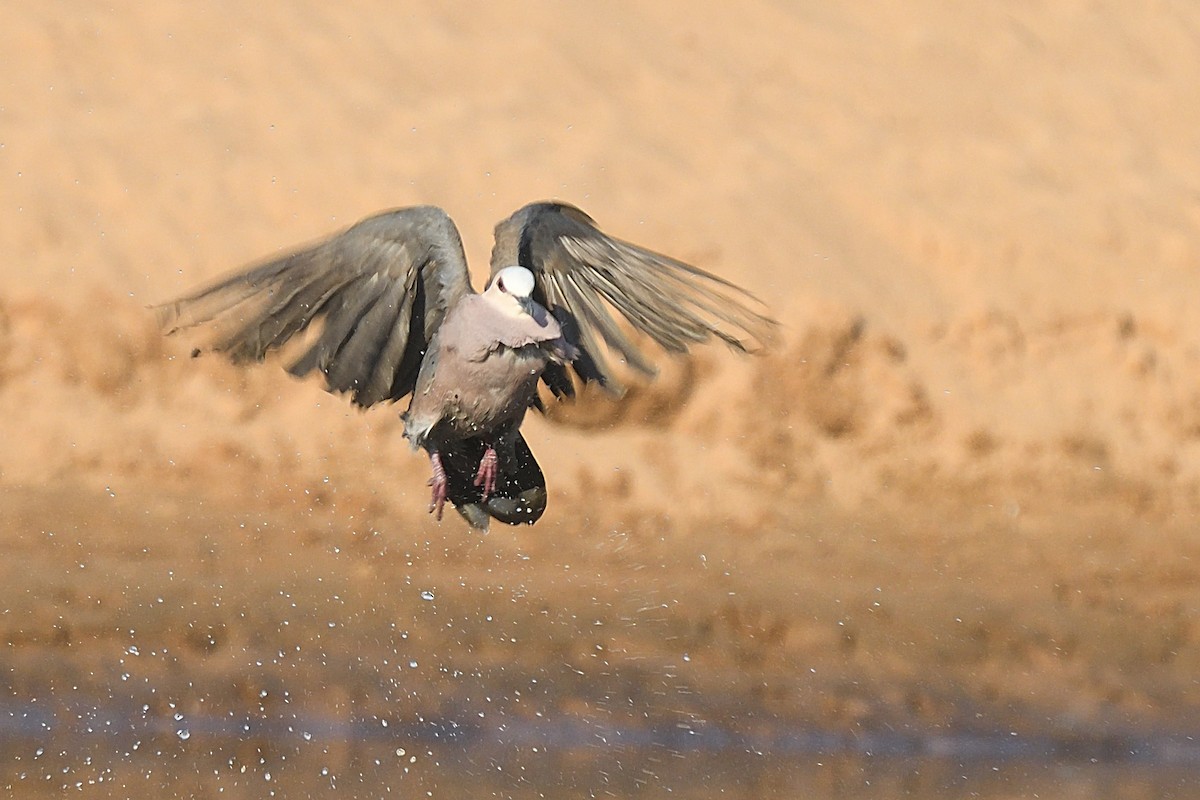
<box><xmin>156</xmin><ymin>206</ymin><xmax>474</xmax><ymax>407</ymax></box>
<box><xmin>489</xmin><ymin>201</ymin><xmax>778</xmax><ymax>396</ymax></box>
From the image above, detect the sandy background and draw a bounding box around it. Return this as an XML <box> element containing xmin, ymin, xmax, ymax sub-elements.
<box><xmin>2</xmin><ymin>0</ymin><xmax>1200</xmax><ymax>757</ymax></box>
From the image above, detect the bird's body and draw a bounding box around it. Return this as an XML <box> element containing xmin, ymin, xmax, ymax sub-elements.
<box><xmin>157</xmin><ymin>201</ymin><xmax>776</xmax><ymax>529</ymax></box>
<box><xmin>403</xmin><ymin>286</ymin><xmax>574</xmax><ymax>448</ymax></box>
<box><xmin>399</xmin><ymin>281</ymin><xmax>577</xmax><ymax>525</ymax></box>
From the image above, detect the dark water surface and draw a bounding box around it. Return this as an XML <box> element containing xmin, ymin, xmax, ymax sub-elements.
<box><xmin>3</xmin><ymin>707</ymin><xmax>1198</xmax><ymax>798</ymax></box>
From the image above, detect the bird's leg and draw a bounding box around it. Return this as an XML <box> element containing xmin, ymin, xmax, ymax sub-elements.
<box><xmin>427</xmin><ymin>450</ymin><xmax>448</xmax><ymax>521</ymax></box>
<box><xmin>473</xmin><ymin>445</ymin><xmax>499</xmax><ymax>501</ymax></box>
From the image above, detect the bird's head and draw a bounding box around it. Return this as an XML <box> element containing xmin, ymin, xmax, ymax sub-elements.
<box><xmin>486</xmin><ymin>265</ymin><xmax>540</xmax><ymax>318</ymax></box>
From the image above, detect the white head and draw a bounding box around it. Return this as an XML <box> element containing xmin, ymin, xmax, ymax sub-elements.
<box><xmin>490</xmin><ymin>265</ymin><xmax>536</xmax><ymax>299</ymax></box>
<box><xmin>486</xmin><ymin>265</ymin><xmax>539</xmax><ymax>318</ymax></box>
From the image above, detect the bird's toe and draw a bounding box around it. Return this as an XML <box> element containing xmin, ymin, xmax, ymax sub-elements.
<box><xmin>473</xmin><ymin>446</ymin><xmax>499</xmax><ymax>501</ymax></box>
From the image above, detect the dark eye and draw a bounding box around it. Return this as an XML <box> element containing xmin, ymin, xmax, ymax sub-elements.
<box><xmin>497</xmin><ymin>277</ymin><xmax>506</xmax><ymax>293</ymax></box>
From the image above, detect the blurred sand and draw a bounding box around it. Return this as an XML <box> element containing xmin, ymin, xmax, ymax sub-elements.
<box><xmin>2</xmin><ymin>1</ymin><xmax>1200</xmax><ymax>746</ymax></box>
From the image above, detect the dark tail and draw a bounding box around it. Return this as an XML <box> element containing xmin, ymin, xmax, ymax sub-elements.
<box><xmin>438</xmin><ymin>433</ymin><xmax>547</xmax><ymax>529</ymax></box>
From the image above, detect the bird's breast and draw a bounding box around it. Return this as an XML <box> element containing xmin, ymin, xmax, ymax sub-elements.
<box><xmin>435</xmin><ymin>344</ymin><xmax>548</xmax><ymax>439</ymax></box>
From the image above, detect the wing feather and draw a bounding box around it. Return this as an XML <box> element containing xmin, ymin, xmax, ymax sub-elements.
<box><xmin>223</xmin><ymin>267</ymin><xmax>361</xmax><ymax>363</ymax></box>
<box><xmin>561</xmin><ymin>271</ymin><xmax>659</xmax><ymax>375</ymax></box>
<box><xmin>155</xmin><ymin>206</ymin><xmax>473</xmax><ymax>407</ymax></box>
<box><xmin>490</xmin><ymin>201</ymin><xmax>777</xmax><ymax>394</ymax></box>
<box><xmin>323</xmin><ymin>275</ymin><xmax>406</xmax><ymax>398</ymax></box>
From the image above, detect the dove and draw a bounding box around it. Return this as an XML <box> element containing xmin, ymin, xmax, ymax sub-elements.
<box><xmin>157</xmin><ymin>201</ymin><xmax>776</xmax><ymax>529</ymax></box>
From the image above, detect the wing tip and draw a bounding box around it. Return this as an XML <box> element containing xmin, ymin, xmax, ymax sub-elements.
<box><xmin>150</xmin><ymin>300</ymin><xmax>184</xmax><ymax>335</ymax></box>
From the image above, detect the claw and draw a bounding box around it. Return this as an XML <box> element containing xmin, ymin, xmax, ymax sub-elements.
<box><xmin>473</xmin><ymin>446</ymin><xmax>498</xmax><ymax>501</ymax></box>
<box><xmin>427</xmin><ymin>451</ymin><xmax>448</xmax><ymax>521</ymax></box>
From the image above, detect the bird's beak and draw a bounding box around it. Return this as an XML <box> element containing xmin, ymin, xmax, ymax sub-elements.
<box><xmin>516</xmin><ymin>296</ymin><xmax>537</xmax><ymax>316</ymax></box>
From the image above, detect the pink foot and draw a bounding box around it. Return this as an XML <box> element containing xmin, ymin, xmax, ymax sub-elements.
<box><xmin>427</xmin><ymin>451</ymin><xmax>448</xmax><ymax>521</ymax></box>
<box><xmin>473</xmin><ymin>446</ymin><xmax>498</xmax><ymax>501</ymax></box>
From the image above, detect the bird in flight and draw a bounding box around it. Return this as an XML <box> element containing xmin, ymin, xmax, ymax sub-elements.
<box><xmin>157</xmin><ymin>202</ymin><xmax>776</xmax><ymax>529</ymax></box>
